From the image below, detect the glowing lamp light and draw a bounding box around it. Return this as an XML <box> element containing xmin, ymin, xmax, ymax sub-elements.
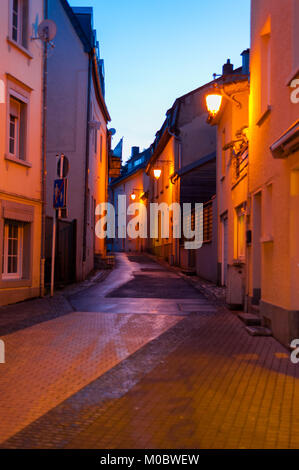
<box><xmin>206</xmin><ymin>93</ymin><xmax>223</xmax><ymax>116</ymax></box>
<box><xmin>153</xmin><ymin>169</ymin><xmax>162</xmax><ymax>180</ymax></box>
<box><xmin>130</xmin><ymin>193</ymin><xmax>136</xmax><ymax>201</ymax></box>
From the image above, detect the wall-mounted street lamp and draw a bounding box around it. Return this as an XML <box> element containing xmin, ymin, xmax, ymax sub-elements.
<box><xmin>153</xmin><ymin>169</ymin><xmax>162</xmax><ymax>180</ymax></box>
<box><xmin>205</xmin><ymin>93</ymin><xmax>223</xmax><ymax>117</ymax></box>
<box><xmin>205</xmin><ymin>84</ymin><xmax>242</xmax><ymax>119</ymax></box>
<box><xmin>130</xmin><ymin>188</ymin><xmax>143</xmax><ymax>201</ymax></box>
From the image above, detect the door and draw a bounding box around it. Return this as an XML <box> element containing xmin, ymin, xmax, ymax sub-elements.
<box><xmin>252</xmin><ymin>192</ymin><xmax>262</xmax><ymax>304</ymax></box>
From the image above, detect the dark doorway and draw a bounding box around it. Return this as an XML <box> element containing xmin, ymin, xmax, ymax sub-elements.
<box><xmin>45</xmin><ymin>217</ymin><xmax>77</xmax><ymax>287</ymax></box>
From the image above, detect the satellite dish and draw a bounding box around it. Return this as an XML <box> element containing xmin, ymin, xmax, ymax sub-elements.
<box><xmin>38</xmin><ymin>19</ymin><xmax>57</xmax><ymax>42</ymax></box>
<box><xmin>109</xmin><ymin>128</ymin><xmax>116</xmax><ymax>136</ymax></box>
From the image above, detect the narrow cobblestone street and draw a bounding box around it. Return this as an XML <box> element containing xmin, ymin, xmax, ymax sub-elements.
<box><xmin>0</xmin><ymin>253</ymin><xmax>298</xmax><ymax>449</ymax></box>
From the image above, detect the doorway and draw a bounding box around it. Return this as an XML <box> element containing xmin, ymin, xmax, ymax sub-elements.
<box><xmin>252</xmin><ymin>192</ymin><xmax>262</xmax><ymax>304</ymax></box>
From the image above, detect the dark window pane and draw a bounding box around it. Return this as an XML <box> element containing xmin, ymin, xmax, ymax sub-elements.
<box><xmin>12</xmin><ymin>256</ymin><xmax>18</xmax><ymax>273</ymax></box>
<box><xmin>12</xmin><ymin>224</ymin><xmax>18</xmax><ymax>238</ymax></box>
<box><xmin>8</xmin><ymin>256</ymin><xmax>13</xmax><ymax>273</ymax></box>
<box><xmin>12</xmin><ymin>0</ymin><xmax>18</xmax><ymax>41</ymax></box>
<box><xmin>9</xmin><ymin>138</ymin><xmax>15</xmax><ymax>154</ymax></box>
<box><xmin>13</xmin><ymin>239</ymin><xmax>18</xmax><ymax>255</ymax></box>
<box><xmin>8</xmin><ymin>239</ymin><xmax>13</xmax><ymax>256</ymax></box>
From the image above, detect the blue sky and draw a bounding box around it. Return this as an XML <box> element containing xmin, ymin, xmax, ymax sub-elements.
<box><xmin>70</xmin><ymin>0</ymin><xmax>251</xmax><ymax>161</ymax></box>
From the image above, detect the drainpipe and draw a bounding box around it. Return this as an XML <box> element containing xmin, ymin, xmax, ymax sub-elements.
<box><xmin>40</xmin><ymin>0</ymin><xmax>48</xmax><ymax>296</ymax></box>
<box><xmin>168</xmin><ymin>128</ymin><xmax>181</xmax><ymax>266</ymax></box>
<box><xmin>83</xmin><ymin>52</ymin><xmax>92</xmax><ymax>272</ymax></box>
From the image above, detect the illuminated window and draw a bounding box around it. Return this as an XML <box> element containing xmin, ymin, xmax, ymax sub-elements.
<box><xmin>2</xmin><ymin>221</ymin><xmax>23</xmax><ymax>280</ymax></box>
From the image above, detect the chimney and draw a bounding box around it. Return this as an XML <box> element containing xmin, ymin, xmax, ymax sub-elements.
<box><xmin>131</xmin><ymin>146</ymin><xmax>139</xmax><ymax>157</ymax></box>
<box><xmin>241</xmin><ymin>49</ymin><xmax>250</xmax><ymax>74</ymax></box>
<box><xmin>222</xmin><ymin>59</ymin><xmax>234</xmax><ymax>75</ymax></box>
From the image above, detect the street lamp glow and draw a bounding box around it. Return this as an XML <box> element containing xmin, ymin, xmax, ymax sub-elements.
<box><xmin>153</xmin><ymin>169</ymin><xmax>162</xmax><ymax>180</ymax></box>
<box><xmin>206</xmin><ymin>93</ymin><xmax>223</xmax><ymax>116</ymax></box>
<box><xmin>130</xmin><ymin>193</ymin><xmax>136</xmax><ymax>201</ymax></box>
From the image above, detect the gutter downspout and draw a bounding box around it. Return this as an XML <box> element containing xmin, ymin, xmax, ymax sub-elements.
<box><xmin>40</xmin><ymin>0</ymin><xmax>48</xmax><ymax>296</ymax></box>
<box><xmin>82</xmin><ymin>52</ymin><xmax>92</xmax><ymax>272</ymax></box>
<box><xmin>168</xmin><ymin>128</ymin><xmax>181</xmax><ymax>266</ymax></box>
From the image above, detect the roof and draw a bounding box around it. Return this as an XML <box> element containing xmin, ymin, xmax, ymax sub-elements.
<box><xmin>176</xmin><ymin>151</ymin><xmax>216</xmax><ymax>178</ymax></box>
<box><xmin>59</xmin><ymin>0</ymin><xmax>110</xmax><ymax>122</ymax></box>
<box><xmin>147</xmin><ymin>53</ymin><xmax>250</xmax><ymax>167</ymax></box>
<box><xmin>110</xmin><ymin>148</ymin><xmax>152</xmax><ymax>187</ymax></box>
<box><xmin>59</xmin><ymin>0</ymin><xmax>93</xmax><ymax>52</ymax></box>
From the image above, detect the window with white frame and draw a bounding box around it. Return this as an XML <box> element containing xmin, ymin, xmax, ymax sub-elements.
<box><xmin>235</xmin><ymin>204</ymin><xmax>246</xmax><ymax>260</ymax></box>
<box><xmin>9</xmin><ymin>95</ymin><xmax>27</xmax><ymax>160</ymax></box>
<box><xmin>2</xmin><ymin>221</ymin><xmax>23</xmax><ymax>280</ymax></box>
<box><xmin>11</xmin><ymin>0</ymin><xmax>29</xmax><ymax>48</ymax></box>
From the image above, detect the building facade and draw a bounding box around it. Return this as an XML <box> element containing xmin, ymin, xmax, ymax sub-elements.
<box><xmin>248</xmin><ymin>0</ymin><xmax>299</xmax><ymax>345</ymax></box>
<box><xmin>0</xmin><ymin>0</ymin><xmax>44</xmax><ymax>306</ymax></box>
<box><xmin>110</xmin><ymin>147</ymin><xmax>151</xmax><ymax>253</ymax></box>
<box><xmin>146</xmin><ymin>85</ymin><xmax>217</xmax><ymax>281</ymax></box>
<box><xmin>46</xmin><ymin>0</ymin><xmax>110</xmax><ymax>284</ymax></box>
<box><xmin>207</xmin><ymin>52</ymin><xmax>250</xmax><ymax>305</ymax></box>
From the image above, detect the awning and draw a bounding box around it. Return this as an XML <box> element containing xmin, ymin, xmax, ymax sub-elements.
<box><xmin>270</xmin><ymin>119</ymin><xmax>299</xmax><ymax>158</ymax></box>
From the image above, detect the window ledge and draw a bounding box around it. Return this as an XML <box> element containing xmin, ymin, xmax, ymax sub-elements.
<box><xmin>256</xmin><ymin>106</ymin><xmax>271</xmax><ymax>127</ymax></box>
<box><xmin>232</xmin><ymin>259</ymin><xmax>245</xmax><ymax>267</ymax></box>
<box><xmin>5</xmin><ymin>154</ymin><xmax>32</xmax><ymax>168</ymax></box>
<box><xmin>7</xmin><ymin>37</ymin><xmax>33</xmax><ymax>60</ymax></box>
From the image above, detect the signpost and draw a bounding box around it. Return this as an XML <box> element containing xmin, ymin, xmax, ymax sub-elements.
<box><xmin>50</xmin><ymin>153</ymin><xmax>69</xmax><ymax>297</ymax></box>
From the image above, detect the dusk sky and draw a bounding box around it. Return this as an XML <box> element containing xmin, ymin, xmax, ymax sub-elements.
<box><xmin>70</xmin><ymin>0</ymin><xmax>251</xmax><ymax>161</ymax></box>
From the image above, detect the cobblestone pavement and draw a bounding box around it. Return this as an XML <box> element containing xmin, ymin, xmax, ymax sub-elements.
<box><xmin>0</xmin><ymin>253</ymin><xmax>299</xmax><ymax>449</ymax></box>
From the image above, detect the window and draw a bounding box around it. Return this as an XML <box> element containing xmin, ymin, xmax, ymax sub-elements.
<box><xmin>2</xmin><ymin>221</ymin><xmax>23</xmax><ymax>280</ymax></box>
<box><xmin>11</xmin><ymin>0</ymin><xmax>29</xmax><ymax>48</ymax></box>
<box><xmin>263</xmin><ymin>184</ymin><xmax>273</xmax><ymax>239</ymax></box>
<box><xmin>9</xmin><ymin>95</ymin><xmax>27</xmax><ymax>160</ymax></box>
<box><xmin>260</xmin><ymin>18</ymin><xmax>271</xmax><ymax>114</ymax></box>
<box><xmin>221</xmin><ymin>128</ymin><xmax>226</xmax><ymax>176</ymax></box>
<box><xmin>235</xmin><ymin>205</ymin><xmax>246</xmax><ymax>260</ymax></box>
<box><xmin>94</xmin><ymin>129</ymin><xmax>98</xmax><ymax>154</ymax></box>
<box><xmin>100</xmin><ymin>135</ymin><xmax>103</xmax><ymax>162</ymax></box>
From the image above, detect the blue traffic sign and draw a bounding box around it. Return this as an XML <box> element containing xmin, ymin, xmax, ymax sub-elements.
<box><xmin>53</xmin><ymin>178</ymin><xmax>67</xmax><ymax>209</ymax></box>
